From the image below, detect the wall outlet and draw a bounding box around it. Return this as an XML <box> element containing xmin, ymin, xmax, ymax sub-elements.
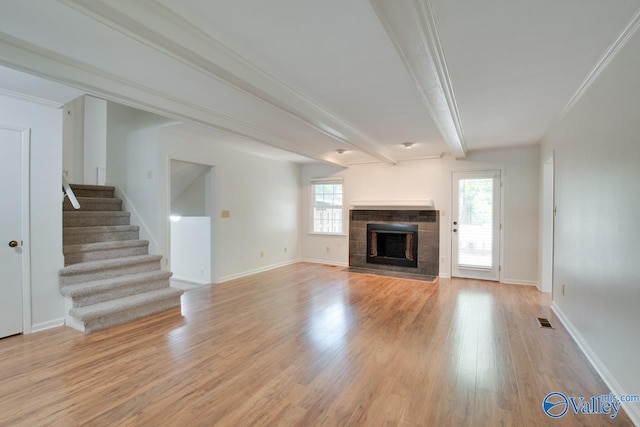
<box><xmin>221</xmin><ymin>210</ymin><xmax>230</xmax><ymax>218</ymax></box>
<box><xmin>440</xmin><ymin>256</ymin><xmax>445</xmax><ymax>263</ymax></box>
<box><xmin>562</xmin><ymin>284</ymin><xmax>565</xmax><ymax>296</ymax></box>
<box><xmin>260</xmin><ymin>251</ymin><xmax>264</xmax><ymax>258</ymax></box>
<box><xmin>147</xmin><ymin>169</ymin><xmax>153</xmax><ymax>179</ymax></box>
<box><xmin>326</xmin><ymin>246</ymin><xmax>330</xmax><ymax>253</ymax></box>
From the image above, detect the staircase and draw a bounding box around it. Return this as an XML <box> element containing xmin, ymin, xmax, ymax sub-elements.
<box><xmin>59</xmin><ymin>184</ymin><xmax>183</xmax><ymax>333</ymax></box>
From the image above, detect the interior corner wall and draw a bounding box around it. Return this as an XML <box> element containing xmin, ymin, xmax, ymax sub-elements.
<box><xmin>0</xmin><ymin>94</ymin><xmax>65</xmax><ymax>329</ymax></box>
<box><xmin>105</xmin><ymin>102</ymin><xmax>175</xmax><ymax>255</ymax></box>
<box><xmin>62</xmin><ymin>95</ymin><xmax>84</xmax><ymax>184</ymax></box>
<box><xmin>158</xmin><ymin>130</ymin><xmax>300</xmax><ymax>283</ymax></box>
<box><xmin>300</xmin><ymin>145</ymin><xmax>539</xmax><ymax>284</ymax></box>
<box><xmin>83</xmin><ymin>95</ymin><xmax>107</xmax><ymax>185</ymax></box>
<box><xmin>540</xmin><ymin>28</ymin><xmax>640</xmax><ymax>417</ymax></box>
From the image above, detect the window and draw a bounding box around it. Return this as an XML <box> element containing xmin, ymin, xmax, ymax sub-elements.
<box><xmin>311</xmin><ymin>180</ymin><xmax>343</xmax><ymax>234</ymax></box>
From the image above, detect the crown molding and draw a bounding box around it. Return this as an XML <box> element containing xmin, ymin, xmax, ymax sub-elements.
<box><xmin>0</xmin><ymin>87</ymin><xmax>62</xmax><ymax>108</ymax></box>
<box><xmin>543</xmin><ymin>8</ymin><xmax>640</xmax><ymax>139</ymax></box>
<box><xmin>370</xmin><ymin>0</ymin><xmax>466</xmax><ymax>159</ymax></box>
<box><xmin>60</xmin><ymin>0</ymin><xmax>396</xmax><ymax>164</ymax></box>
<box><xmin>0</xmin><ymin>32</ymin><xmax>347</xmax><ymax>168</ymax></box>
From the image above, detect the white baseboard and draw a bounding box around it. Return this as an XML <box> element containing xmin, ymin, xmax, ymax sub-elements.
<box><xmin>171</xmin><ymin>276</ymin><xmax>210</xmax><ymax>285</ymax></box>
<box><xmin>299</xmin><ymin>258</ymin><xmax>348</xmax><ymax>267</ymax></box>
<box><xmin>551</xmin><ymin>301</ymin><xmax>640</xmax><ymax>425</ymax></box>
<box><xmin>216</xmin><ymin>259</ymin><xmax>298</xmax><ymax>283</ymax></box>
<box><xmin>500</xmin><ymin>278</ymin><xmax>539</xmax><ymax>287</ymax></box>
<box><xmin>439</xmin><ymin>273</ymin><xmax>451</xmax><ymax>279</ymax></box>
<box><xmin>30</xmin><ymin>317</ymin><xmax>65</xmax><ymax>333</ymax></box>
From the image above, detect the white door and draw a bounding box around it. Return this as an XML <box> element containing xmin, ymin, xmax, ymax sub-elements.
<box><xmin>0</xmin><ymin>127</ymin><xmax>24</xmax><ymax>338</ymax></box>
<box><xmin>452</xmin><ymin>171</ymin><xmax>501</xmax><ymax>281</ymax></box>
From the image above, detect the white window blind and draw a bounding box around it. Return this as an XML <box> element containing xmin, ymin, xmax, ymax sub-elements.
<box><xmin>311</xmin><ymin>180</ymin><xmax>343</xmax><ymax>234</ymax></box>
<box><xmin>457</xmin><ymin>177</ymin><xmax>498</xmax><ymax>269</ymax></box>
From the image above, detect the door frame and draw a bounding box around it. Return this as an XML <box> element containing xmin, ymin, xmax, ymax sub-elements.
<box><xmin>450</xmin><ymin>169</ymin><xmax>504</xmax><ymax>281</ymax></box>
<box><xmin>164</xmin><ymin>155</ymin><xmax>216</xmax><ymax>284</ymax></box>
<box><xmin>541</xmin><ymin>155</ymin><xmax>554</xmax><ymax>293</ymax></box>
<box><xmin>1</xmin><ymin>123</ymin><xmax>32</xmax><ymax>334</ymax></box>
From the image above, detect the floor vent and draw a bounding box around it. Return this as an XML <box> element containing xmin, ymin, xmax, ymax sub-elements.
<box><xmin>538</xmin><ymin>317</ymin><xmax>553</xmax><ymax>329</ymax></box>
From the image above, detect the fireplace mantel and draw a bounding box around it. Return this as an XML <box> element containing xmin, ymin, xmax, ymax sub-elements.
<box><xmin>349</xmin><ymin>200</ymin><xmax>434</xmax><ymax>210</ymax></box>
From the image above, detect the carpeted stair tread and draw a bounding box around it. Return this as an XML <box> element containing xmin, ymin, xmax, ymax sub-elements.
<box><xmin>63</xmin><ymin>225</ymin><xmax>139</xmax><ymax>235</ymax></box>
<box><xmin>64</xmin><ymin>197</ymin><xmax>122</xmax><ymax>211</ymax></box>
<box><xmin>63</xmin><ymin>239</ymin><xmax>149</xmax><ymax>266</ymax></box>
<box><xmin>64</xmin><ymin>211</ymin><xmax>130</xmax><ymax>227</ymax></box>
<box><xmin>60</xmin><ymin>270</ymin><xmax>172</xmax><ymax>297</ymax></box>
<box><xmin>63</xmin><ymin>239</ymin><xmax>148</xmax><ymax>254</ymax></box>
<box><xmin>59</xmin><ymin>254</ymin><xmax>162</xmax><ymax>276</ymax></box>
<box><xmin>69</xmin><ymin>288</ymin><xmax>183</xmax><ymax>321</ymax></box>
<box><xmin>69</xmin><ymin>184</ymin><xmax>116</xmax><ymax>192</ymax></box>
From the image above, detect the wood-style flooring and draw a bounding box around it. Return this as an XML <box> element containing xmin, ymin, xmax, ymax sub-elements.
<box><xmin>0</xmin><ymin>263</ymin><xmax>633</xmax><ymax>426</ymax></box>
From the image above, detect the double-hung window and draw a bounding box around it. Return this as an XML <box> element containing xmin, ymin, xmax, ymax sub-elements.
<box><xmin>311</xmin><ymin>180</ymin><xmax>343</xmax><ymax>234</ymax></box>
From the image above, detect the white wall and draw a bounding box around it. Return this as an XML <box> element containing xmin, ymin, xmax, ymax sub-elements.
<box><xmin>0</xmin><ymin>94</ymin><xmax>65</xmax><ymax>330</ymax></box>
<box><xmin>158</xmin><ymin>128</ymin><xmax>300</xmax><ymax>282</ymax></box>
<box><xmin>62</xmin><ymin>96</ymin><xmax>84</xmax><ymax>184</ymax></box>
<box><xmin>170</xmin><ymin>217</ymin><xmax>211</xmax><ymax>284</ymax></box>
<box><xmin>301</xmin><ymin>145</ymin><xmax>540</xmax><ymax>284</ymax></box>
<box><xmin>106</xmin><ymin>102</ymin><xmax>175</xmax><ymax>254</ymax></box>
<box><xmin>172</xmin><ymin>168</ymin><xmax>208</xmax><ymax>216</ymax></box>
<box><xmin>540</xmin><ymin>28</ymin><xmax>640</xmax><ymax>422</ymax></box>
<box><xmin>83</xmin><ymin>95</ymin><xmax>107</xmax><ymax>185</ymax></box>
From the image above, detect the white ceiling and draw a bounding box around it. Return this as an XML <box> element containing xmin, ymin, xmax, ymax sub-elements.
<box><xmin>0</xmin><ymin>0</ymin><xmax>638</xmax><ymax>165</ymax></box>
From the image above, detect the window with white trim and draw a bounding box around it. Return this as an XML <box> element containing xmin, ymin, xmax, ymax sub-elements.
<box><xmin>311</xmin><ymin>180</ymin><xmax>343</xmax><ymax>234</ymax></box>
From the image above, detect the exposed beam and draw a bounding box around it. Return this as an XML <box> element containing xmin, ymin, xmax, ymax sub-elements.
<box><xmin>61</xmin><ymin>0</ymin><xmax>397</xmax><ymax>164</ymax></box>
<box><xmin>370</xmin><ymin>0</ymin><xmax>466</xmax><ymax>159</ymax></box>
<box><xmin>0</xmin><ymin>32</ymin><xmax>348</xmax><ymax>168</ymax></box>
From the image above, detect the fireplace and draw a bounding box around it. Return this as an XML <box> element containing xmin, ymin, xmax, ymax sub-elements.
<box><xmin>366</xmin><ymin>223</ymin><xmax>418</xmax><ymax>268</ymax></box>
<box><xmin>349</xmin><ymin>209</ymin><xmax>439</xmax><ymax>278</ymax></box>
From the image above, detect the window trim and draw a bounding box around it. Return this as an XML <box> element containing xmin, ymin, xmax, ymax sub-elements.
<box><xmin>310</xmin><ymin>178</ymin><xmax>344</xmax><ymax>235</ymax></box>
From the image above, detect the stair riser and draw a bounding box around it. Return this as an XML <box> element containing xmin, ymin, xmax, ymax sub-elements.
<box><xmin>70</xmin><ymin>189</ymin><xmax>115</xmax><ymax>198</ymax></box>
<box><xmin>64</xmin><ymin>199</ymin><xmax>122</xmax><ymax>211</ymax></box>
<box><xmin>83</xmin><ymin>296</ymin><xmax>182</xmax><ymax>333</ymax></box>
<box><xmin>64</xmin><ymin>245</ymin><xmax>148</xmax><ymax>266</ymax></box>
<box><xmin>64</xmin><ymin>215</ymin><xmax>130</xmax><ymax>227</ymax></box>
<box><xmin>71</xmin><ymin>278</ymin><xmax>171</xmax><ymax>308</ymax></box>
<box><xmin>60</xmin><ymin>260</ymin><xmax>161</xmax><ymax>286</ymax></box>
<box><xmin>64</xmin><ymin>230</ymin><xmax>139</xmax><ymax>245</ymax></box>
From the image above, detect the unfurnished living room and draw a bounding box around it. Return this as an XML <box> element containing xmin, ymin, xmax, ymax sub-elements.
<box><xmin>0</xmin><ymin>1</ymin><xmax>639</xmax><ymax>426</ymax></box>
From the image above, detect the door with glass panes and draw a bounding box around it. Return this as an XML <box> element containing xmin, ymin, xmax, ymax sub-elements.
<box><xmin>451</xmin><ymin>171</ymin><xmax>501</xmax><ymax>280</ymax></box>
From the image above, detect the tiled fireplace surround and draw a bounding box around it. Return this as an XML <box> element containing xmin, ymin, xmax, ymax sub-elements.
<box><xmin>349</xmin><ymin>209</ymin><xmax>440</xmax><ymax>279</ymax></box>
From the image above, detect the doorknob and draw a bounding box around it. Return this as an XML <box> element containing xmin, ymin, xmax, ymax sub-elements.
<box><xmin>453</xmin><ymin>221</ymin><xmax>457</xmax><ymax>225</ymax></box>
<box><xmin>453</xmin><ymin>229</ymin><xmax>457</xmax><ymax>233</ymax></box>
<box><xmin>8</xmin><ymin>240</ymin><xmax>18</xmax><ymax>248</ymax></box>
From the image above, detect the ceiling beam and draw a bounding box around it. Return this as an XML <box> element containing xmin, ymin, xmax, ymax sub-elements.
<box><xmin>61</xmin><ymin>0</ymin><xmax>397</xmax><ymax>164</ymax></box>
<box><xmin>0</xmin><ymin>32</ymin><xmax>348</xmax><ymax>168</ymax></box>
<box><xmin>370</xmin><ymin>0</ymin><xmax>466</xmax><ymax>159</ymax></box>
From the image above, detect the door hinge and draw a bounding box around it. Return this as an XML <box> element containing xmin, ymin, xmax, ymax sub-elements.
<box><xmin>499</xmin><ymin>265</ymin><xmax>501</xmax><ymax>272</ymax></box>
<box><xmin>499</xmin><ymin>223</ymin><xmax>502</xmax><ymax>230</ymax></box>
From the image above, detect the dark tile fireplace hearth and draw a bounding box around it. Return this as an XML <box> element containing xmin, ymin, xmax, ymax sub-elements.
<box><xmin>349</xmin><ymin>209</ymin><xmax>439</xmax><ymax>278</ymax></box>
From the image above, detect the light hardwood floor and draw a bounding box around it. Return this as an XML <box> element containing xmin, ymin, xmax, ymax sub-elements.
<box><xmin>0</xmin><ymin>263</ymin><xmax>633</xmax><ymax>426</ymax></box>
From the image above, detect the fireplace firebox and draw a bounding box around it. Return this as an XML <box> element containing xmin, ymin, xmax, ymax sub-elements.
<box><xmin>366</xmin><ymin>223</ymin><xmax>418</xmax><ymax>268</ymax></box>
